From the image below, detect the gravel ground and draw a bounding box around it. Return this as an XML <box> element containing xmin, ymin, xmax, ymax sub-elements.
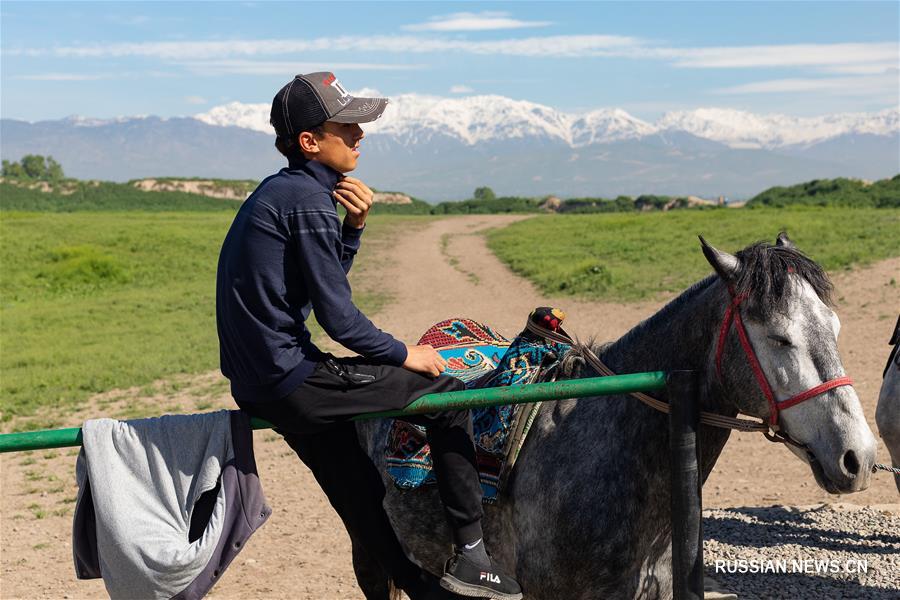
<box><xmin>703</xmin><ymin>503</ymin><xmax>900</xmax><ymax>599</ymax></box>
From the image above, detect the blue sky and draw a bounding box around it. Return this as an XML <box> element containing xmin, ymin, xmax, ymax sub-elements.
<box><xmin>1</xmin><ymin>1</ymin><xmax>897</xmax><ymax>122</ymax></box>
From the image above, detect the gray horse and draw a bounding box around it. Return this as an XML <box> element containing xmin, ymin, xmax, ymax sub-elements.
<box><xmin>875</xmin><ymin>315</ymin><xmax>900</xmax><ymax>493</ymax></box>
<box><xmin>354</xmin><ymin>234</ymin><xmax>877</xmax><ymax>599</ymax></box>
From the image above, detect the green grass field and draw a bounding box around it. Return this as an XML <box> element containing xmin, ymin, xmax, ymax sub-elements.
<box><xmin>486</xmin><ymin>207</ymin><xmax>900</xmax><ymax>301</ymax></box>
<box><xmin>3</xmin><ymin>199</ymin><xmax>898</xmax><ymax>432</ymax></box>
<box><xmin>0</xmin><ymin>210</ymin><xmax>418</xmax><ymax>430</ymax></box>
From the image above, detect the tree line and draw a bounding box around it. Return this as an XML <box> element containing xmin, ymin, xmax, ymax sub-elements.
<box><xmin>3</xmin><ymin>156</ymin><xmax>896</xmax><ymax>212</ymax></box>
<box><xmin>2</xmin><ymin>155</ymin><xmax>65</xmax><ymax>182</ymax></box>
<box><xmin>745</xmin><ymin>176</ymin><xmax>899</xmax><ymax>209</ymax></box>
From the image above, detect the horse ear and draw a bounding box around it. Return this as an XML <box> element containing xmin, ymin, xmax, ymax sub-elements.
<box><xmin>776</xmin><ymin>231</ymin><xmax>795</xmax><ymax>248</ymax></box>
<box><xmin>699</xmin><ymin>235</ymin><xmax>740</xmax><ymax>281</ymax></box>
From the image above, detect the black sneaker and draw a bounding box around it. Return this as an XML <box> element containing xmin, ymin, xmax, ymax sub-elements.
<box><xmin>440</xmin><ymin>552</ymin><xmax>523</xmax><ymax>600</ymax></box>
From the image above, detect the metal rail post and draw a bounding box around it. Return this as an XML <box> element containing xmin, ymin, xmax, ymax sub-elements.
<box><xmin>667</xmin><ymin>370</ymin><xmax>703</xmax><ymax>600</ymax></box>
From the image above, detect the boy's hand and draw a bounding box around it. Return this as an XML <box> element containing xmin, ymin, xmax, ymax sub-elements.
<box><xmin>402</xmin><ymin>344</ymin><xmax>448</xmax><ymax>378</ymax></box>
<box><xmin>335</xmin><ymin>176</ymin><xmax>374</xmax><ymax>229</ymax></box>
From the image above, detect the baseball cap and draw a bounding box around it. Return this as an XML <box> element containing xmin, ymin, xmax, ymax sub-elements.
<box><xmin>270</xmin><ymin>72</ymin><xmax>389</xmax><ymax>139</ymax></box>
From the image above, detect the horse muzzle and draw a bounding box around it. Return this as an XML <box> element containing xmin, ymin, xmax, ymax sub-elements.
<box><xmin>803</xmin><ymin>442</ymin><xmax>875</xmax><ymax>494</ymax></box>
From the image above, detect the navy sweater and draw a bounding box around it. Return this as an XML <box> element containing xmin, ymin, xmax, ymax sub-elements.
<box><xmin>216</xmin><ymin>159</ymin><xmax>408</xmax><ymax>403</ymax></box>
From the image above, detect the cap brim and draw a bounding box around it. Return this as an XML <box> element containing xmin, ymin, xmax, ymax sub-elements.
<box><xmin>329</xmin><ymin>97</ymin><xmax>389</xmax><ymax>124</ymax></box>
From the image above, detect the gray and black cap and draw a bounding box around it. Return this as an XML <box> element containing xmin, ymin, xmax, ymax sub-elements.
<box><xmin>270</xmin><ymin>72</ymin><xmax>389</xmax><ymax>139</ymax></box>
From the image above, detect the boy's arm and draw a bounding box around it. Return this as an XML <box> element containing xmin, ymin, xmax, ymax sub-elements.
<box><xmin>293</xmin><ymin>200</ymin><xmax>407</xmax><ymax>365</ymax></box>
<box><xmin>334</xmin><ymin>176</ymin><xmax>374</xmax><ymax>274</ymax></box>
<box><xmin>339</xmin><ymin>222</ymin><xmax>363</xmax><ymax>274</ymax></box>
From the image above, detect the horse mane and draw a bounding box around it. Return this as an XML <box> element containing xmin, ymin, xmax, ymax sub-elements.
<box><xmin>555</xmin><ymin>240</ymin><xmax>833</xmax><ymax>379</ymax></box>
<box><xmin>555</xmin><ymin>275</ymin><xmax>720</xmax><ymax>380</ymax></box>
<box><xmin>732</xmin><ymin>241</ymin><xmax>833</xmax><ymax>318</ymax></box>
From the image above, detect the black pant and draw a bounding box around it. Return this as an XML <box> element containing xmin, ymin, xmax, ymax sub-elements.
<box><xmin>236</xmin><ymin>356</ymin><xmax>484</xmax><ymax>587</ymax></box>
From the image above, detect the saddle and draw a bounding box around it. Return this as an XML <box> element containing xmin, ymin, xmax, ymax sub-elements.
<box><xmin>385</xmin><ymin>308</ymin><xmax>571</xmax><ymax>503</ymax></box>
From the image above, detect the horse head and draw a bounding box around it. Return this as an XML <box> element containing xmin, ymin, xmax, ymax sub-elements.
<box><xmin>701</xmin><ymin>233</ymin><xmax>876</xmax><ymax>494</ymax></box>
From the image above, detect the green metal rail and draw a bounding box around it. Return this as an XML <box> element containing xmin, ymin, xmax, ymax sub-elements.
<box><xmin>0</xmin><ymin>372</ymin><xmax>666</xmax><ymax>454</ymax></box>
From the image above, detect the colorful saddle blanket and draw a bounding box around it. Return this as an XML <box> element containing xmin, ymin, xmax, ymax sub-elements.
<box><xmin>385</xmin><ymin>314</ymin><xmax>571</xmax><ymax>503</ymax></box>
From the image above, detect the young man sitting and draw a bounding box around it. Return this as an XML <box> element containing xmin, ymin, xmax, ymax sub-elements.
<box><xmin>215</xmin><ymin>72</ymin><xmax>522</xmax><ymax>600</ymax></box>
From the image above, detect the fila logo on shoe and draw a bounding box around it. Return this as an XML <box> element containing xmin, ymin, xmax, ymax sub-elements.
<box><xmin>479</xmin><ymin>572</ymin><xmax>501</xmax><ymax>583</ymax></box>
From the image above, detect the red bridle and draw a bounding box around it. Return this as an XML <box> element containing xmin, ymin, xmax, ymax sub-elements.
<box><xmin>715</xmin><ymin>287</ymin><xmax>853</xmax><ymax>427</ymax></box>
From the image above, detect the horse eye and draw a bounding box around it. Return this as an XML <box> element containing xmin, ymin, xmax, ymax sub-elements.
<box><xmin>767</xmin><ymin>335</ymin><xmax>792</xmax><ymax>347</ymax></box>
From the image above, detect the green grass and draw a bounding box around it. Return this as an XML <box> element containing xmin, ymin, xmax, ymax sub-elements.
<box><xmin>487</xmin><ymin>207</ymin><xmax>900</xmax><ymax>301</ymax></box>
<box><xmin>0</xmin><ymin>211</ymin><xmax>413</xmax><ymax>430</ymax></box>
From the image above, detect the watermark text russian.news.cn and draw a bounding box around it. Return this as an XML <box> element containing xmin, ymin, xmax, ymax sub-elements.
<box><xmin>714</xmin><ymin>558</ymin><xmax>869</xmax><ymax>575</ymax></box>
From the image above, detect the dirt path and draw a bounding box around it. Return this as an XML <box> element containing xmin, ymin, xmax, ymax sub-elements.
<box><xmin>2</xmin><ymin>215</ymin><xmax>898</xmax><ymax>599</ymax></box>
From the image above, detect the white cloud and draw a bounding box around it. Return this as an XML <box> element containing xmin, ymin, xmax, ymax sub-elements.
<box><xmin>715</xmin><ymin>74</ymin><xmax>899</xmax><ymax>96</ymax></box>
<box><xmin>184</xmin><ymin>95</ymin><xmax>207</xmax><ymax>105</ymax></box>
<box><xmin>7</xmin><ymin>37</ymin><xmax>896</xmax><ymax>89</ymax></box>
<box><xmin>491</xmin><ymin>34</ymin><xmax>631</xmax><ymax>56</ymax></box>
<box><xmin>450</xmin><ymin>85</ymin><xmax>473</xmax><ymax>94</ymax></box>
<box><xmin>406</xmin><ymin>34</ymin><xmax>640</xmax><ymax>57</ymax></box>
<box><xmin>6</xmin><ymin>34</ymin><xmax>641</xmax><ymax>60</ymax></box>
<box><xmin>818</xmin><ymin>64</ymin><xmax>899</xmax><ymax>75</ymax></box>
<box><xmin>665</xmin><ymin>42</ymin><xmax>898</xmax><ymax>69</ymax></box>
<box><xmin>5</xmin><ymin>37</ymin><xmax>895</xmax><ymax>69</ymax></box>
<box><xmin>403</xmin><ymin>11</ymin><xmax>552</xmax><ymax>32</ymax></box>
<box><xmin>15</xmin><ymin>71</ymin><xmax>177</xmax><ymax>81</ymax></box>
<box><xmin>351</xmin><ymin>87</ymin><xmax>383</xmax><ymax>97</ymax></box>
<box><xmin>179</xmin><ymin>59</ymin><xmax>425</xmax><ymax>75</ymax></box>
<box><xmin>22</xmin><ymin>36</ymin><xmax>896</xmax><ymax>67</ymax></box>
<box><xmin>16</xmin><ymin>73</ymin><xmax>106</xmax><ymax>81</ymax></box>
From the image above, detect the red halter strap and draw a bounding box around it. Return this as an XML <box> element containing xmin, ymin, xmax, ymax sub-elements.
<box><xmin>715</xmin><ymin>287</ymin><xmax>854</xmax><ymax>427</ymax></box>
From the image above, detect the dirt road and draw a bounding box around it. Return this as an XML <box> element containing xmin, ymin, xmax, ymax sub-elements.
<box><xmin>2</xmin><ymin>215</ymin><xmax>897</xmax><ymax>599</ymax></box>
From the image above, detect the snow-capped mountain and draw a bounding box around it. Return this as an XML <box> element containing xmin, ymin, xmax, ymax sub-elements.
<box><xmin>194</xmin><ymin>102</ymin><xmax>270</xmax><ymax>134</ymax></box>
<box><xmin>63</xmin><ymin>114</ymin><xmax>153</xmax><ymax>127</ymax></box>
<box><xmin>197</xmin><ymin>94</ymin><xmax>585</xmax><ymax>145</ymax></box>
<box><xmin>196</xmin><ymin>95</ymin><xmax>657</xmax><ymax>145</ymax></box>
<box><xmin>195</xmin><ymin>94</ymin><xmax>898</xmax><ymax>150</ymax></box>
<box><xmin>571</xmin><ymin>109</ymin><xmax>658</xmax><ymax>146</ymax></box>
<box><xmin>657</xmin><ymin>107</ymin><xmax>900</xmax><ymax>149</ymax></box>
<box><xmin>3</xmin><ymin>94</ymin><xmax>897</xmax><ymax>201</ymax></box>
